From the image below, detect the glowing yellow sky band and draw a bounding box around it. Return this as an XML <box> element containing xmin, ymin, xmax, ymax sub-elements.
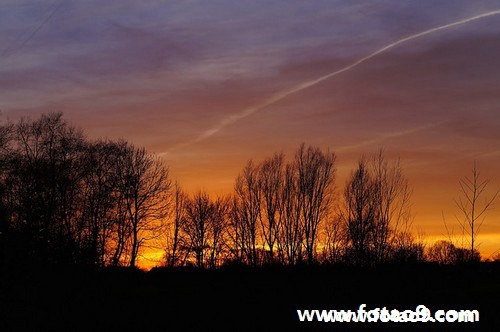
<box><xmin>170</xmin><ymin>10</ymin><xmax>500</xmax><ymax>151</ymax></box>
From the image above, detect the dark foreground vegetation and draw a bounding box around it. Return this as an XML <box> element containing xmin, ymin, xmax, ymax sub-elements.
<box><xmin>1</xmin><ymin>262</ymin><xmax>499</xmax><ymax>331</ymax></box>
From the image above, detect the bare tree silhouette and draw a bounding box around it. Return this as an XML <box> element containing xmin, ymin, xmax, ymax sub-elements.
<box><xmin>341</xmin><ymin>151</ymin><xmax>414</xmax><ymax>266</ymax></box>
<box><xmin>233</xmin><ymin>161</ymin><xmax>261</xmax><ymax>266</ymax></box>
<box><xmin>115</xmin><ymin>143</ymin><xmax>171</xmax><ymax>268</ymax></box>
<box><xmin>81</xmin><ymin>140</ymin><xmax>123</xmax><ymax>266</ymax></box>
<box><xmin>7</xmin><ymin>113</ymin><xmax>88</xmax><ymax>264</ymax></box>
<box><xmin>454</xmin><ymin>162</ymin><xmax>498</xmax><ymax>262</ymax></box>
<box><xmin>427</xmin><ymin>240</ymin><xmax>457</xmax><ymax>264</ymax></box>
<box><xmin>370</xmin><ymin>151</ymin><xmax>412</xmax><ymax>263</ymax></box>
<box><xmin>258</xmin><ymin>153</ymin><xmax>284</xmax><ymax>264</ymax></box>
<box><xmin>165</xmin><ymin>182</ymin><xmax>188</xmax><ymax>268</ymax></box>
<box><xmin>209</xmin><ymin>195</ymin><xmax>230</xmax><ymax>268</ymax></box>
<box><xmin>295</xmin><ymin>144</ymin><xmax>336</xmax><ymax>264</ymax></box>
<box><xmin>183</xmin><ymin>191</ymin><xmax>207</xmax><ymax>267</ymax></box>
<box><xmin>342</xmin><ymin>158</ymin><xmax>376</xmax><ymax>266</ymax></box>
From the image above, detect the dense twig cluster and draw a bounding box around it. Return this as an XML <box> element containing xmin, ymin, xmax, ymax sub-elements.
<box><xmin>0</xmin><ymin>113</ymin><xmax>170</xmax><ymax>268</ymax></box>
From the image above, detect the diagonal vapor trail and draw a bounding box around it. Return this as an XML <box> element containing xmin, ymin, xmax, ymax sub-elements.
<box><xmin>336</xmin><ymin>121</ymin><xmax>447</xmax><ymax>152</ymax></box>
<box><xmin>1</xmin><ymin>0</ymin><xmax>65</xmax><ymax>59</ymax></box>
<box><xmin>166</xmin><ymin>9</ymin><xmax>500</xmax><ymax>153</ymax></box>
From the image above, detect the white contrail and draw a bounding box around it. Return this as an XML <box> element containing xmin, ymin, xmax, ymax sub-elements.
<box><xmin>168</xmin><ymin>10</ymin><xmax>500</xmax><ymax>152</ymax></box>
<box><xmin>336</xmin><ymin>121</ymin><xmax>446</xmax><ymax>152</ymax></box>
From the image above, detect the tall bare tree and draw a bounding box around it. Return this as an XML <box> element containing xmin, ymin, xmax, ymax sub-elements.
<box><xmin>277</xmin><ymin>163</ymin><xmax>302</xmax><ymax>265</ymax></box>
<box><xmin>165</xmin><ymin>182</ymin><xmax>187</xmax><ymax>267</ymax></box>
<box><xmin>295</xmin><ymin>144</ymin><xmax>336</xmax><ymax>264</ymax></box>
<box><xmin>115</xmin><ymin>143</ymin><xmax>171</xmax><ymax>268</ymax></box>
<box><xmin>209</xmin><ymin>195</ymin><xmax>230</xmax><ymax>268</ymax></box>
<box><xmin>370</xmin><ymin>151</ymin><xmax>412</xmax><ymax>263</ymax></box>
<box><xmin>455</xmin><ymin>162</ymin><xmax>498</xmax><ymax>262</ymax></box>
<box><xmin>228</xmin><ymin>196</ymin><xmax>245</xmax><ymax>264</ymax></box>
<box><xmin>341</xmin><ymin>151</ymin><xmax>414</xmax><ymax>266</ymax></box>
<box><xmin>342</xmin><ymin>158</ymin><xmax>376</xmax><ymax>266</ymax></box>
<box><xmin>258</xmin><ymin>153</ymin><xmax>284</xmax><ymax>263</ymax></box>
<box><xmin>80</xmin><ymin>140</ymin><xmax>122</xmax><ymax>266</ymax></box>
<box><xmin>233</xmin><ymin>161</ymin><xmax>261</xmax><ymax>266</ymax></box>
<box><xmin>183</xmin><ymin>191</ymin><xmax>213</xmax><ymax>268</ymax></box>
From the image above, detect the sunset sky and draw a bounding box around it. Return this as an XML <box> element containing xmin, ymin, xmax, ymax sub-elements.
<box><xmin>1</xmin><ymin>0</ymin><xmax>500</xmax><ymax>265</ymax></box>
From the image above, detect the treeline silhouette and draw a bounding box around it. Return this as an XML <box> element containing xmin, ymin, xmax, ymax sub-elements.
<box><xmin>0</xmin><ymin>113</ymin><xmax>170</xmax><ymax>269</ymax></box>
<box><xmin>0</xmin><ymin>113</ymin><xmax>481</xmax><ymax>272</ymax></box>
